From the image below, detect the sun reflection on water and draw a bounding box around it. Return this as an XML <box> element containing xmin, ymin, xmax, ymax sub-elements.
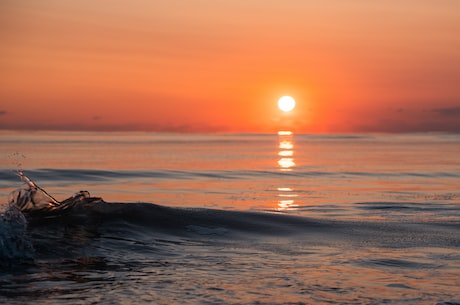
<box><xmin>279</xmin><ymin>141</ymin><xmax>293</xmax><ymax>150</ymax></box>
<box><xmin>277</xmin><ymin>131</ymin><xmax>298</xmax><ymax>211</ymax></box>
<box><xmin>277</xmin><ymin>187</ymin><xmax>299</xmax><ymax>211</ymax></box>
<box><xmin>277</xmin><ymin>130</ymin><xmax>293</xmax><ymax>136</ymax></box>
<box><xmin>277</xmin><ymin>131</ymin><xmax>296</xmax><ymax>171</ymax></box>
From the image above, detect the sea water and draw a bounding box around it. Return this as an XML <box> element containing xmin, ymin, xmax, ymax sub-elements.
<box><xmin>0</xmin><ymin>131</ymin><xmax>459</xmax><ymax>304</ymax></box>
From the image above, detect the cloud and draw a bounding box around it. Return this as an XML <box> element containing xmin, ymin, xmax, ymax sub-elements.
<box><xmin>355</xmin><ymin>119</ymin><xmax>460</xmax><ymax>133</ymax></box>
<box><xmin>350</xmin><ymin>106</ymin><xmax>460</xmax><ymax>133</ymax></box>
<box><xmin>0</xmin><ymin>110</ymin><xmax>7</xmax><ymax>116</ymax></box>
<box><xmin>432</xmin><ymin>106</ymin><xmax>460</xmax><ymax>117</ymax></box>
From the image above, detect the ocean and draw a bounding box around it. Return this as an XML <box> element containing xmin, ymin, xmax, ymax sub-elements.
<box><xmin>1</xmin><ymin>130</ymin><xmax>459</xmax><ymax>304</ymax></box>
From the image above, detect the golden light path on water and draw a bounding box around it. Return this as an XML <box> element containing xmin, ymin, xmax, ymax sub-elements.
<box><xmin>277</xmin><ymin>130</ymin><xmax>298</xmax><ymax>211</ymax></box>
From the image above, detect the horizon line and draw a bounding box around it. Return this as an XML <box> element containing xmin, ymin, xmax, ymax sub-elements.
<box><xmin>1</xmin><ymin>128</ymin><xmax>459</xmax><ymax>136</ymax></box>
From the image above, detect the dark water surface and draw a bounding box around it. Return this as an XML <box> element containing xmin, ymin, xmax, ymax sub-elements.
<box><xmin>1</xmin><ymin>131</ymin><xmax>459</xmax><ymax>304</ymax></box>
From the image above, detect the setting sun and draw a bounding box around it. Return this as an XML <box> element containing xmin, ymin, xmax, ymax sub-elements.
<box><xmin>278</xmin><ymin>96</ymin><xmax>296</xmax><ymax>112</ymax></box>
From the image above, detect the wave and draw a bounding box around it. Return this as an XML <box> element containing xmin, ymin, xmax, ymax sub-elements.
<box><xmin>3</xmin><ymin>172</ymin><xmax>330</xmax><ymax>234</ymax></box>
<box><xmin>1</xmin><ymin>168</ymin><xmax>459</xmax><ymax>188</ymax></box>
<box><xmin>1</xmin><ymin>171</ymin><xmax>459</xmax><ymax>268</ymax></box>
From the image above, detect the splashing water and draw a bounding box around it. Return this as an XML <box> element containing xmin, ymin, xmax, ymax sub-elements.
<box><xmin>1</xmin><ymin>171</ymin><xmax>102</xmax><ymax>265</ymax></box>
<box><xmin>7</xmin><ymin>170</ymin><xmax>60</xmax><ymax>212</ymax></box>
<box><xmin>0</xmin><ymin>173</ymin><xmax>35</xmax><ymax>265</ymax></box>
<box><xmin>7</xmin><ymin>170</ymin><xmax>102</xmax><ymax>215</ymax></box>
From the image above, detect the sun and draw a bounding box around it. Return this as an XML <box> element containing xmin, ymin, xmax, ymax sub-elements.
<box><xmin>278</xmin><ymin>96</ymin><xmax>296</xmax><ymax>112</ymax></box>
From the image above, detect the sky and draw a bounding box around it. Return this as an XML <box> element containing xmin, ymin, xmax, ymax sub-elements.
<box><xmin>1</xmin><ymin>0</ymin><xmax>460</xmax><ymax>133</ymax></box>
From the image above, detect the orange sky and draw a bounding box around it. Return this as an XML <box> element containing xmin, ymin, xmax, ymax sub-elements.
<box><xmin>1</xmin><ymin>0</ymin><xmax>460</xmax><ymax>133</ymax></box>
